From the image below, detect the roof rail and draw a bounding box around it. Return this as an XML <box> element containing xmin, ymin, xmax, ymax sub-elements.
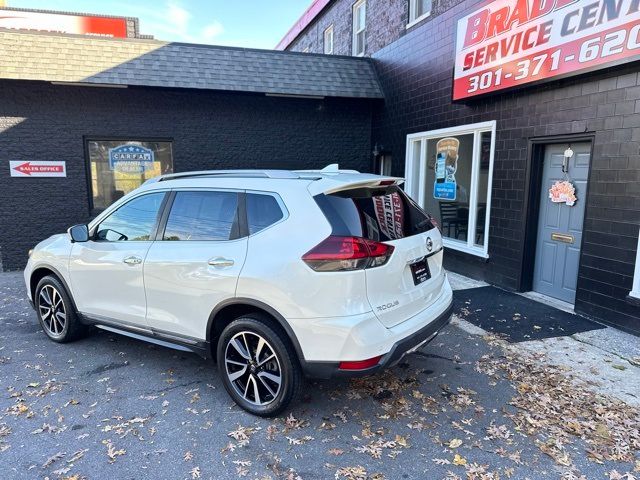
<box><xmin>294</xmin><ymin>164</ymin><xmax>360</xmax><ymax>176</ymax></box>
<box><xmin>145</xmin><ymin>169</ymin><xmax>305</xmax><ymax>184</ymax></box>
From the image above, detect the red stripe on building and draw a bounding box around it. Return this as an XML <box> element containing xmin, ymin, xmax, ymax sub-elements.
<box><xmin>275</xmin><ymin>0</ymin><xmax>332</xmax><ymax>50</ymax></box>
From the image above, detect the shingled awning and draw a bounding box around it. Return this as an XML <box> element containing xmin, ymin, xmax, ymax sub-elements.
<box><xmin>0</xmin><ymin>29</ymin><xmax>384</xmax><ymax>99</ymax></box>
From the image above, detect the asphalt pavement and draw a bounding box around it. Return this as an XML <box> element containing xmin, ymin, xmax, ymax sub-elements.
<box><xmin>0</xmin><ymin>271</ymin><xmax>637</xmax><ymax>479</ymax></box>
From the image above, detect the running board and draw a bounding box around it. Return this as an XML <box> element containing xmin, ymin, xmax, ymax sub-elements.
<box><xmin>79</xmin><ymin>312</ymin><xmax>210</xmax><ymax>358</ymax></box>
<box><xmin>95</xmin><ymin>324</ymin><xmax>195</xmax><ymax>352</ymax></box>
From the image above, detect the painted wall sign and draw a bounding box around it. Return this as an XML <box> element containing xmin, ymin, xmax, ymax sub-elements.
<box><xmin>453</xmin><ymin>0</ymin><xmax>640</xmax><ymax>100</ymax></box>
<box><xmin>549</xmin><ymin>180</ymin><xmax>577</xmax><ymax>206</ymax></box>
<box><xmin>10</xmin><ymin>161</ymin><xmax>66</xmax><ymax>177</ymax></box>
<box><xmin>108</xmin><ymin>145</ymin><xmax>154</xmax><ymax>174</ymax></box>
<box><xmin>433</xmin><ymin>138</ymin><xmax>458</xmax><ymax>201</ymax></box>
<box><xmin>0</xmin><ymin>10</ymin><xmax>127</xmax><ymax>38</ymax></box>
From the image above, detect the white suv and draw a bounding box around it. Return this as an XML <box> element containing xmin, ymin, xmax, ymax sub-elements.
<box><xmin>24</xmin><ymin>166</ymin><xmax>453</xmax><ymax>416</ymax></box>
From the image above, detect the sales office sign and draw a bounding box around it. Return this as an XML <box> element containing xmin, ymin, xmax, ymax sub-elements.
<box><xmin>9</xmin><ymin>161</ymin><xmax>67</xmax><ymax>177</ymax></box>
<box><xmin>453</xmin><ymin>0</ymin><xmax>640</xmax><ymax>100</ymax></box>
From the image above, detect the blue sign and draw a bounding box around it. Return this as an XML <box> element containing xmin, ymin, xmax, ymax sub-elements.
<box><xmin>434</xmin><ymin>181</ymin><xmax>456</xmax><ymax>201</ymax></box>
<box><xmin>109</xmin><ymin>145</ymin><xmax>154</xmax><ymax>173</ymax></box>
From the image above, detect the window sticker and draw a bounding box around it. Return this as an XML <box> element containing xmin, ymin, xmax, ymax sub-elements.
<box><xmin>433</xmin><ymin>137</ymin><xmax>458</xmax><ymax>201</ymax></box>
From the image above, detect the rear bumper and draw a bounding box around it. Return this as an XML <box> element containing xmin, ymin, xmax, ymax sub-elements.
<box><xmin>300</xmin><ymin>289</ymin><xmax>453</xmax><ymax>379</ymax></box>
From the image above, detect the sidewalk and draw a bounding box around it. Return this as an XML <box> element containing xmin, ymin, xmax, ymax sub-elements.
<box><xmin>448</xmin><ymin>271</ymin><xmax>640</xmax><ymax>407</ymax></box>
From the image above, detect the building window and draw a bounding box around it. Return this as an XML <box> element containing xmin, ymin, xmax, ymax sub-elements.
<box><xmin>408</xmin><ymin>0</ymin><xmax>432</xmax><ymax>27</ymax></box>
<box><xmin>352</xmin><ymin>0</ymin><xmax>366</xmax><ymax>56</ymax></box>
<box><xmin>324</xmin><ymin>25</ymin><xmax>334</xmax><ymax>54</ymax></box>
<box><xmin>631</xmin><ymin>229</ymin><xmax>640</xmax><ymax>299</ymax></box>
<box><xmin>405</xmin><ymin>121</ymin><xmax>496</xmax><ymax>258</ymax></box>
<box><xmin>86</xmin><ymin>139</ymin><xmax>173</xmax><ymax>212</ymax></box>
<box><xmin>377</xmin><ymin>155</ymin><xmax>392</xmax><ymax>176</ymax></box>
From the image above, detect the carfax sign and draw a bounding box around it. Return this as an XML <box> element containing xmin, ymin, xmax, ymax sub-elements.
<box><xmin>453</xmin><ymin>0</ymin><xmax>640</xmax><ymax>100</ymax></box>
<box><xmin>109</xmin><ymin>145</ymin><xmax>154</xmax><ymax>174</ymax></box>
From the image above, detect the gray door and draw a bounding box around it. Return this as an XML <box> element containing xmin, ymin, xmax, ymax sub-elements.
<box><xmin>532</xmin><ymin>143</ymin><xmax>590</xmax><ymax>304</ymax></box>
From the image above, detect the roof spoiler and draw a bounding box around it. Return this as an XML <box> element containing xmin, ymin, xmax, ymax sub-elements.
<box><xmin>322</xmin><ymin>177</ymin><xmax>405</xmax><ymax>195</ymax></box>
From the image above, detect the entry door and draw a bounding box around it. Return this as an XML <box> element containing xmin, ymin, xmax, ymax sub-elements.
<box><xmin>143</xmin><ymin>190</ymin><xmax>247</xmax><ymax>340</ymax></box>
<box><xmin>69</xmin><ymin>192</ymin><xmax>167</xmax><ymax>328</ymax></box>
<box><xmin>532</xmin><ymin>143</ymin><xmax>590</xmax><ymax>304</ymax></box>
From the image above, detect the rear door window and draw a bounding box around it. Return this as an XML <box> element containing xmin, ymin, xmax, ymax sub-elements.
<box><xmin>246</xmin><ymin>193</ymin><xmax>284</xmax><ymax>235</ymax></box>
<box><xmin>163</xmin><ymin>191</ymin><xmax>239</xmax><ymax>241</ymax></box>
<box><xmin>314</xmin><ymin>186</ymin><xmax>434</xmax><ymax>241</ymax></box>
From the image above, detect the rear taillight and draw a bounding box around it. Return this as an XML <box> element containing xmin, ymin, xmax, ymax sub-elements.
<box><xmin>302</xmin><ymin>236</ymin><xmax>394</xmax><ymax>272</ymax></box>
<box><xmin>339</xmin><ymin>355</ymin><xmax>383</xmax><ymax>370</ymax></box>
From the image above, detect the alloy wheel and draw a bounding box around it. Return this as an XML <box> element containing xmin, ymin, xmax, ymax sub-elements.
<box><xmin>224</xmin><ymin>331</ymin><xmax>282</xmax><ymax>406</ymax></box>
<box><xmin>39</xmin><ymin>285</ymin><xmax>66</xmax><ymax>337</ymax></box>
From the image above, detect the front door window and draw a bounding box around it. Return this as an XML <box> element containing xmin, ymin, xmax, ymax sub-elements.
<box><xmin>96</xmin><ymin>193</ymin><xmax>166</xmax><ymax>242</ymax></box>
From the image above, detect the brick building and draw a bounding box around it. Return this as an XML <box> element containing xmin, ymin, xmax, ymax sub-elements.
<box><xmin>278</xmin><ymin>0</ymin><xmax>640</xmax><ymax>334</ymax></box>
<box><xmin>0</xmin><ymin>15</ymin><xmax>382</xmax><ymax>272</ymax></box>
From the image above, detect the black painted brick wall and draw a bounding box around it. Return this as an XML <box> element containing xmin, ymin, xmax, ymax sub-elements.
<box><xmin>0</xmin><ymin>80</ymin><xmax>375</xmax><ymax>271</ymax></box>
<box><xmin>370</xmin><ymin>0</ymin><xmax>640</xmax><ymax>333</ymax></box>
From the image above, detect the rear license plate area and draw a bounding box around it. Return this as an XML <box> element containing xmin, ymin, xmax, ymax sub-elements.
<box><xmin>410</xmin><ymin>258</ymin><xmax>431</xmax><ymax>286</ymax></box>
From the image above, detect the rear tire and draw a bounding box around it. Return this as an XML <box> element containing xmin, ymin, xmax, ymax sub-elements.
<box><xmin>35</xmin><ymin>275</ymin><xmax>86</xmax><ymax>343</ymax></box>
<box><xmin>216</xmin><ymin>314</ymin><xmax>303</xmax><ymax>417</ymax></box>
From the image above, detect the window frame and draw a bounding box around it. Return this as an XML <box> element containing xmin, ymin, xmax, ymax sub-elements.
<box><xmin>92</xmin><ymin>191</ymin><xmax>169</xmax><ymax>242</ymax></box>
<box><xmin>631</xmin><ymin>228</ymin><xmax>640</xmax><ymax>299</ymax></box>
<box><xmin>324</xmin><ymin>24</ymin><xmax>334</xmax><ymax>54</ymax></box>
<box><xmin>84</xmin><ymin>136</ymin><xmax>174</xmax><ymax>214</ymax></box>
<box><xmin>407</xmin><ymin>0</ymin><xmax>432</xmax><ymax>29</ymax></box>
<box><xmin>404</xmin><ymin>120</ymin><xmax>496</xmax><ymax>258</ymax></box>
<box><xmin>352</xmin><ymin>0</ymin><xmax>366</xmax><ymax>57</ymax></box>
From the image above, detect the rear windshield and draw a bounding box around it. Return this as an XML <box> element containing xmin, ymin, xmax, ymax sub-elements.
<box><xmin>314</xmin><ymin>186</ymin><xmax>435</xmax><ymax>241</ymax></box>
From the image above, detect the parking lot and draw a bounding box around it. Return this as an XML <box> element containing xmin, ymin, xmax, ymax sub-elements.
<box><xmin>1</xmin><ymin>271</ymin><xmax>638</xmax><ymax>479</ymax></box>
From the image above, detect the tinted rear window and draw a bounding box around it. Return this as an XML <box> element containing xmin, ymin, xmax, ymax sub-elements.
<box><xmin>314</xmin><ymin>186</ymin><xmax>434</xmax><ymax>241</ymax></box>
<box><xmin>163</xmin><ymin>191</ymin><xmax>239</xmax><ymax>241</ymax></box>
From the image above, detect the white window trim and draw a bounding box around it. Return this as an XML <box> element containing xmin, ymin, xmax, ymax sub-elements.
<box><xmin>405</xmin><ymin>120</ymin><xmax>497</xmax><ymax>259</ymax></box>
<box><xmin>324</xmin><ymin>25</ymin><xmax>334</xmax><ymax>54</ymax></box>
<box><xmin>407</xmin><ymin>0</ymin><xmax>433</xmax><ymax>28</ymax></box>
<box><xmin>407</xmin><ymin>0</ymin><xmax>431</xmax><ymax>29</ymax></box>
<box><xmin>352</xmin><ymin>0</ymin><xmax>366</xmax><ymax>57</ymax></box>
<box><xmin>631</xmin><ymin>228</ymin><xmax>640</xmax><ymax>299</ymax></box>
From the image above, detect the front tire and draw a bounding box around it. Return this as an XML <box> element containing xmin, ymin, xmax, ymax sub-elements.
<box><xmin>217</xmin><ymin>315</ymin><xmax>303</xmax><ymax>417</ymax></box>
<box><xmin>35</xmin><ymin>275</ymin><xmax>86</xmax><ymax>343</ymax></box>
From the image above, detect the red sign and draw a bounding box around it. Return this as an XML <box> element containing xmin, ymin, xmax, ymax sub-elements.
<box><xmin>374</xmin><ymin>193</ymin><xmax>405</xmax><ymax>240</ymax></box>
<box><xmin>0</xmin><ymin>10</ymin><xmax>127</xmax><ymax>38</ymax></box>
<box><xmin>453</xmin><ymin>0</ymin><xmax>640</xmax><ymax>100</ymax></box>
<box><xmin>10</xmin><ymin>161</ymin><xmax>67</xmax><ymax>177</ymax></box>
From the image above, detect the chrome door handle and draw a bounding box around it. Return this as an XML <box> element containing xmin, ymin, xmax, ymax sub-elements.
<box><xmin>123</xmin><ymin>256</ymin><xmax>142</xmax><ymax>265</ymax></box>
<box><xmin>208</xmin><ymin>257</ymin><xmax>234</xmax><ymax>268</ymax></box>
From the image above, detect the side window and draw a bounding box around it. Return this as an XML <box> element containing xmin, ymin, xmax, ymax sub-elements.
<box><xmin>246</xmin><ymin>193</ymin><xmax>284</xmax><ymax>235</ymax></box>
<box><xmin>96</xmin><ymin>192</ymin><xmax>165</xmax><ymax>242</ymax></box>
<box><xmin>163</xmin><ymin>191</ymin><xmax>239</xmax><ymax>241</ymax></box>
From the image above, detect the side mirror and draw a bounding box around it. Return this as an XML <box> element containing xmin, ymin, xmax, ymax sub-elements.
<box><xmin>68</xmin><ymin>224</ymin><xmax>89</xmax><ymax>243</ymax></box>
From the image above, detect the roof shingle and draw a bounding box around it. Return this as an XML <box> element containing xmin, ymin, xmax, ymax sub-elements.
<box><xmin>0</xmin><ymin>30</ymin><xmax>384</xmax><ymax>99</ymax></box>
